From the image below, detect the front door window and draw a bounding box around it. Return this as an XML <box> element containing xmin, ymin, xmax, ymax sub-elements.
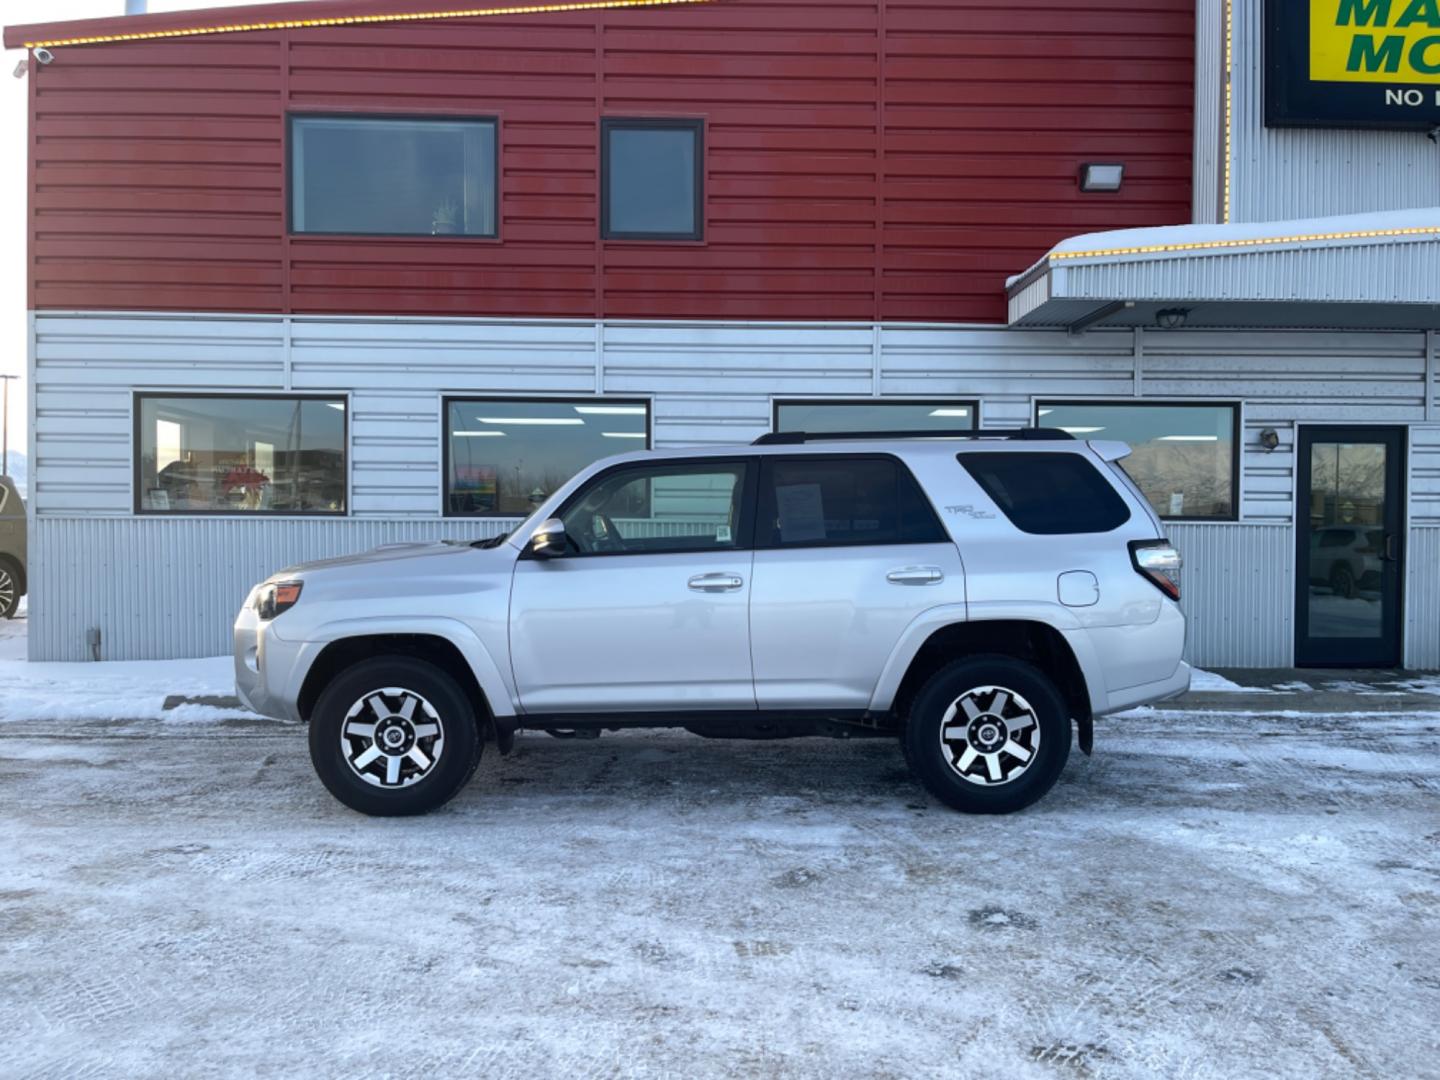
<box><xmin>1296</xmin><ymin>428</ymin><xmax>1405</xmax><ymax>667</ymax></box>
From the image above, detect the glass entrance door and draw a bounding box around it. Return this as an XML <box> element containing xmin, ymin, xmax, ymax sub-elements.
<box><xmin>1295</xmin><ymin>427</ymin><xmax>1405</xmax><ymax>667</ymax></box>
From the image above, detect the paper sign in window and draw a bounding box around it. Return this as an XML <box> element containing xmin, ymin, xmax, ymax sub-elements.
<box><xmin>776</xmin><ymin>483</ymin><xmax>826</xmax><ymax>543</ymax></box>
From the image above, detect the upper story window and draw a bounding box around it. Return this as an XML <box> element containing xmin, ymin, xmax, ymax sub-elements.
<box><xmin>290</xmin><ymin>115</ymin><xmax>498</xmax><ymax>237</ymax></box>
<box><xmin>445</xmin><ymin>397</ymin><xmax>651</xmax><ymax>516</ymax></box>
<box><xmin>775</xmin><ymin>399</ymin><xmax>978</xmax><ymax>435</ymax></box>
<box><xmin>136</xmin><ymin>394</ymin><xmax>347</xmax><ymax>515</ymax></box>
<box><xmin>601</xmin><ymin>119</ymin><xmax>703</xmax><ymax>240</ymax></box>
<box><xmin>1035</xmin><ymin>401</ymin><xmax>1239</xmax><ymax>520</ymax></box>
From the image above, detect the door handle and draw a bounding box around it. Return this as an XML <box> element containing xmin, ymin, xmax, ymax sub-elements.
<box><xmin>688</xmin><ymin>572</ymin><xmax>744</xmax><ymax>592</ymax></box>
<box><xmin>1384</xmin><ymin>533</ymin><xmax>1399</xmax><ymax>562</ymax></box>
<box><xmin>887</xmin><ymin>566</ymin><xmax>944</xmax><ymax>585</ymax></box>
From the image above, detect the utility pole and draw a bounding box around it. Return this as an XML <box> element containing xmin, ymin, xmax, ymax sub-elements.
<box><xmin>0</xmin><ymin>374</ymin><xmax>15</xmax><ymax>478</ymax></box>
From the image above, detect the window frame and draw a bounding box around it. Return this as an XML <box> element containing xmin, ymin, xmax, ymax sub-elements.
<box><xmin>600</xmin><ymin>117</ymin><xmax>705</xmax><ymax>242</ymax></box>
<box><xmin>442</xmin><ymin>395</ymin><xmax>654</xmax><ymax>519</ymax></box>
<box><xmin>287</xmin><ymin>112</ymin><xmax>502</xmax><ymax>240</ymax></box>
<box><xmin>132</xmin><ymin>391</ymin><xmax>350</xmax><ymax>518</ymax></box>
<box><xmin>755</xmin><ymin>453</ymin><xmax>948</xmax><ymax>551</ymax></box>
<box><xmin>528</xmin><ymin>455</ymin><xmax>758</xmax><ymax>559</ymax></box>
<box><xmin>1033</xmin><ymin>399</ymin><xmax>1242</xmax><ymax>523</ymax></box>
<box><xmin>772</xmin><ymin>398</ymin><xmax>981</xmax><ymax>434</ymax></box>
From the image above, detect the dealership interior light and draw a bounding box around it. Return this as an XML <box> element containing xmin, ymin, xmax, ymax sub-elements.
<box><xmin>1078</xmin><ymin>162</ymin><xmax>1125</xmax><ymax>192</ymax></box>
<box><xmin>928</xmin><ymin>407</ymin><xmax>972</xmax><ymax>417</ymax></box>
<box><xmin>574</xmin><ymin>405</ymin><xmax>646</xmax><ymax>415</ymax></box>
<box><xmin>477</xmin><ymin>416</ymin><xmax>584</xmax><ymax>425</ymax></box>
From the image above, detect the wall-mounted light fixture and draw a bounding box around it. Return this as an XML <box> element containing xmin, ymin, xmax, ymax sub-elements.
<box><xmin>1078</xmin><ymin>163</ymin><xmax>1125</xmax><ymax>192</ymax></box>
<box><xmin>1258</xmin><ymin>428</ymin><xmax>1280</xmax><ymax>452</ymax></box>
<box><xmin>1155</xmin><ymin>307</ymin><xmax>1189</xmax><ymax>330</ymax></box>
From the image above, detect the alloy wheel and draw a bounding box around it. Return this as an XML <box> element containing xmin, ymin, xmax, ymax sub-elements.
<box><xmin>339</xmin><ymin>687</ymin><xmax>445</xmax><ymax>789</ymax></box>
<box><xmin>938</xmin><ymin>685</ymin><xmax>1041</xmax><ymax>787</ymax></box>
<box><xmin>0</xmin><ymin>568</ymin><xmax>15</xmax><ymax>618</ymax></box>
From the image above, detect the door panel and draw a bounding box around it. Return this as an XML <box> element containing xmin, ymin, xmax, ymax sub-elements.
<box><xmin>511</xmin><ymin>551</ymin><xmax>757</xmax><ymax>711</ymax></box>
<box><xmin>750</xmin><ymin>544</ymin><xmax>964</xmax><ymax>708</ymax></box>
<box><xmin>509</xmin><ymin>457</ymin><xmax>757</xmax><ymax>712</ymax></box>
<box><xmin>1296</xmin><ymin>427</ymin><xmax>1404</xmax><ymax>667</ymax></box>
<box><xmin>749</xmin><ymin>454</ymin><xmax>964</xmax><ymax>709</ymax></box>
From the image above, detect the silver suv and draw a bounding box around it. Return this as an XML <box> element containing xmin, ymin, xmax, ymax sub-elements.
<box><xmin>235</xmin><ymin>429</ymin><xmax>1189</xmax><ymax>816</ymax></box>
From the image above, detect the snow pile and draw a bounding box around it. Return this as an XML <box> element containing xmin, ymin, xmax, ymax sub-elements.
<box><xmin>0</xmin><ymin>611</ymin><xmax>245</xmax><ymax>723</ymax></box>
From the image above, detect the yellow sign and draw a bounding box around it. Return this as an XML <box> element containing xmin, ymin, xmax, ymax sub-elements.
<box><xmin>1310</xmin><ymin>0</ymin><xmax>1440</xmax><ymax>83</ymax></box>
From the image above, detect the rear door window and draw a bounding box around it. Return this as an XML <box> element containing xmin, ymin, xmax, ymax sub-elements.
<box><xmin>759</xmin><ymin>456</ymin><xmax>946</xmax><ymax>547</ymax></box>
<box><xmin>958</xmin><ymin>451</ymin><xmax>1130</xmax><ymax>535</ymax></box>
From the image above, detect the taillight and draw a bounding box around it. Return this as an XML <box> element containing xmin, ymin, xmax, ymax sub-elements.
<box><xmin>1129</xmin><ymin>540</ymin><xmax>1181</xmax><ymax>601</ymax></box>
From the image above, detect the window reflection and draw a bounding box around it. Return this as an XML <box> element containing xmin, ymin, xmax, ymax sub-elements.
<box><xmin>137</xmin><ymin>396</ymin><xmax>346</xmax><ymax>514</ymax></box>
<box><xmin>445</xmin><ymin>398</ymin><xmax>650</xmax><ymax>516</ymax></box>
<box><xmin>1036</xmin><ymin>402</ymin><xmax>1236</xmax><ymax>519</ymax></box>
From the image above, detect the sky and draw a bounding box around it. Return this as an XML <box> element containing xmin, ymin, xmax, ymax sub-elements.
<box><xmin>0</xmin><ymin>0</ymin><xmax>313</xmax><ymax>453</ymax></box>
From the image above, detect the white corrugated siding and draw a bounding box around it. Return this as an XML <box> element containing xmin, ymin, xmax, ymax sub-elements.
<box><xmin>25</xmin><ymin>312</ymin><xmax>1440</xmax><ymax>665</ymax></box>
<box><xmin>1192</xmin><ymin>0</ymin><xmax>1223</xmax><ymax>224</ymax></box>
<box><xmin>1406</xmin><ymin>528</ymin><xmax>1440</xmax><ymax>670</ymax></box>
<box><xmin>1168</xmin><ymin>522</ymin><xmax>1294</xmax><ymax>667</ymax></box>
<box><xmin>1227</xmin><ymin>0</ymin><xmax>1440</xmax><ymax>223</ymax></box>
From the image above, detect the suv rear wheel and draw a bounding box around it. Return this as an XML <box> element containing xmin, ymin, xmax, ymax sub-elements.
<box><xmin>308</xmin><ymin>657</ymin><xmax>482</xmax><ymax>816</ymax></box>
<box><xmin>903</xmin><ymin>656</ymin><xmax>1071</xmax><ymax>814</ymax></box>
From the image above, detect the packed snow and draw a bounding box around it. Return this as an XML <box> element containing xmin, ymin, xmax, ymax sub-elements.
<box><xmin>2</xmin><ymin>615</ymin><xmax>1439</xmax><ymax>1076</ymax></box>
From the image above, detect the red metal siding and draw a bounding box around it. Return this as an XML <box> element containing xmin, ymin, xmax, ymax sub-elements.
<box><xmin>20</xmin><ymin>0</ymin><xmax>1193</xmax><ymax>323</ymax></box>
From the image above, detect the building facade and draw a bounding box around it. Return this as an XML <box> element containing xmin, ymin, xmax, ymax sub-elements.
<box><xmin>6</xmin><ymin>0</ymin><xmax>1439</xmax><ymax>667</ymax></box>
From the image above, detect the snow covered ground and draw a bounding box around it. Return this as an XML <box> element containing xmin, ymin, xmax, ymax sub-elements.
<box><xmin>2</xmin><ymin>615</ymin><xmax>1439</xmax><ymax>1077</ymax></box>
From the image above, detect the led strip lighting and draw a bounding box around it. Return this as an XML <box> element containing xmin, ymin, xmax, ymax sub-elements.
<box><xmin>21</xmin><ymin>0</ymin><xmax>716</xmax><ymax>49</ymax></box>
<box><xmin>1049</xmin><ymin>225</ymin><xmax>1440</xmax><ymax>263</ymax></box>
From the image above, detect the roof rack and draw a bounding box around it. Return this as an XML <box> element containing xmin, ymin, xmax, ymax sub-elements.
<box><xmin>751</xmin><ymin>427</ymin><xmax>1076</xmax><ymax>446</ymax></box>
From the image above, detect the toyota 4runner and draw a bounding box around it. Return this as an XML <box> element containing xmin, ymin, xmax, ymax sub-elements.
<box><xmin>235</xmin><ymin>428</ymin><xmax>1189</xmax><ymax>816</ymax></box>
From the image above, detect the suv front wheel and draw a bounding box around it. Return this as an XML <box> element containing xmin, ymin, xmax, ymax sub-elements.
<box><xmin>308</xmin><ymin>657</ymin><xmax>482</xmax><ymax>816</ymax></box>
<box><xmin>903</xmin><ymin>656</ymin><xmax>1071</xmax><ymax>814</ymax></box>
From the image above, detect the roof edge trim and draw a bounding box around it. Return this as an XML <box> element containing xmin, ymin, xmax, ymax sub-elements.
<box><xmin>1047</xmin><ymin>225</ymin><xmax>1440</xmax><ymax>264</ymax></box>
<box><xmin>16</xmin><ymin>0</ymin><xmax>716</xmax><ymax>50</ymax></box>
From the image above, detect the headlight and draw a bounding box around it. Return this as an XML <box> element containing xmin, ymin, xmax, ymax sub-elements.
<box><xmin>254</xmin><ymin>580</ymin><xmax>303</xmax><ymax>620</ymax></box>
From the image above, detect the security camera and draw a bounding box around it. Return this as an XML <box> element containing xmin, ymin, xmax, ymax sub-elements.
<box><xmin>1429</xmin><ymin>125</ymin><xmax>1440</xmax><ymax>144</ymax></box>
<box><xmin>33</xmin><ymin>48</ymin><xmax>54</xmax><ymax>65</ymax></box>
<box><xmin>12</xmin><ymin>59</ymin><xmax>27</xmax><ymax>79</ymax></box>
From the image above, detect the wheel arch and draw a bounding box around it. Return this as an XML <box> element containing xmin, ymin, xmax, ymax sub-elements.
<box><xmin>294</xmin><ymin>623</ymin><xmax>515</xmax><ymax>746</ymax></box>
<box><xmin>874</xmin><ymin>614</ymin><xmax>1099</xmax><ymax>753</ymax></box>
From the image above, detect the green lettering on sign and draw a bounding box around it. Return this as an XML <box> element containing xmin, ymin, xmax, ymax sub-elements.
<box><xmin>1394</xmin><ymin>0</ymin><xmax>1440</xmax><ymax>27</ymax></box>
<box><xmin>1337</xmin><ymin>0</ymin><xmax>1393</xmax><ymax>26</ymax></box>
<box><xmin>1347</xmin><ymin>33</ymin><xmax>1406</xmax><ymax>69</ymax></box>
<box><xmin>1412</xmin><ymin>33</ymin><xmax>1440</xmax><ymax>70</ymax></box>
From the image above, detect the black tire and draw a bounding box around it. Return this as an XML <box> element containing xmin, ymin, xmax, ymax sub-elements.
<box><xmin>903</xmin><ymin>655</ymin><xmax>1071</xmax><ymax>814</ymax></box>
<box><xmin>0</xmin><ymin>559</ymin><xmax>20</xmax><ymax>620</ymax></box>
<box><xmin>1329</xmin><ymin>563</ymin><xmax>1356</xmax><ymax>599</ymax></box>
<box><xmin>308</xmin><ymin>657</ymin><xmax>483</xmax><ymax>817</ymax></box>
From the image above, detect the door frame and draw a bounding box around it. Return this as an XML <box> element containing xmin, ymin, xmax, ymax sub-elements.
<box><xmin>1293</xmin><ymin>424</ymin><xmax>1407</xmax><ymax>668</ymax></box>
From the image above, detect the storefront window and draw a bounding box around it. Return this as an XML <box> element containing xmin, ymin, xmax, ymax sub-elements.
<box><xmin>774</xmin><ymin>400</ymin><xmax>978</xmax><ymax>434</ymax></box>
<box><xmin>136</xmin><ymin>395</ymin><xmax>347</xmax><ymax>515</ymax></box>
<box><xmin>1036</xmin><ymin>401</ymin><xmax>1238</xmax><ymax>520</ymax></box>
<box><xmin>445</xmin><ymin>397</ymin><xmax>651</xmax><ymax>516</ymax></box>
<box><xmin>290</xmin><ymin>115</ymin><xmax>498</xmax><ymax>237</ymax></box>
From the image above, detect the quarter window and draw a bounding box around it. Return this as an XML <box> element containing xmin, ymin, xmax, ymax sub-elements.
<box><xmin>444</xmin><ymin>398</ymin><xmax>650</xmax><ymax>516</ymax></box>
<box><xmin>558</xmin><ymin>461</ymin><xmax>750</xmax><ymax>556</ymax></box>
<box><xmin>601</xmin><ymin>119</ymin><xmax>703</xmax><ymax>240</ymax></box>
<box><xmin>774</xmin><ymin>400</ymin><xmax>978</xmax><ymax>434</ymax></box>
<box><xmin>959</xmin><ymin>452</ymin><xmax>1130</xmax><ymax>535</ymax></box>
<box><xmin>1036</xmin><ymin>401</ymin><xmax>1238</xmax><ymax>520</ymax></box>
<box><xmin>759</xmin><ymin>456</ymin><xmax>947</xmax><ymax>547</ymax></box>
<box><xmin>136</xmin><ymin>395</ymin><xmax>347</xmax><ymax>515</ymax></box>
<box><xmin>290</xmin><ymin>116</ymin><xmax>498</xmax><ymax>237</ymax></box>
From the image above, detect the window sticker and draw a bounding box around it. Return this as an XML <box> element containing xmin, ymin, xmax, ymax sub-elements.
<box><xmin>716</xmin><ymin>524</ymin><xmax>732</xmax><ymax>544</ymax></box>
<box><xmin>775</xmin><ymin>482</ymin><xmax>826</xmax><ymax>543</ymax></box>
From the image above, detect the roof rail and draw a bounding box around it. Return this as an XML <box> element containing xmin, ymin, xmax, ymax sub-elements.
<box><xmin>751</xmin><ymin>427</ymin><xmax>1076</xmax><ymax>446</ymax></box>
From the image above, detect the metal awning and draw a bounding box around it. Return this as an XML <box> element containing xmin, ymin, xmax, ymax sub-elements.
<box><xmin>1007</xmin><ymin>209</ymin><xmax>1440</xmax><ymax>332</ymax></box>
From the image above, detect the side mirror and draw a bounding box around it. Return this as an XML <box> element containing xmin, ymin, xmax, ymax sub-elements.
<box><xmin>527</xmin><ymin>517</ymin><xmax>568</xmax><ymax>558</ymax></box>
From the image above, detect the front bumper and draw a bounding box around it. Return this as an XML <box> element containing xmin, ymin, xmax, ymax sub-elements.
<box><xmin>234</xmin><ymin>602</ymin><xmax>313</xmax><ymax>723</ymax></box>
